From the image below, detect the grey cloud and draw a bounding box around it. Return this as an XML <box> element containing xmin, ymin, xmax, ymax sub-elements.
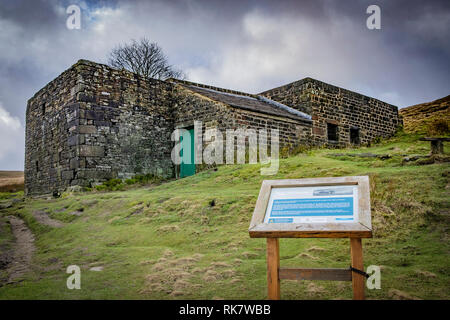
<box><xmin>0</xmin><ymin>0</ymin><xmax>449</xmax><ymax>170</ymax></box>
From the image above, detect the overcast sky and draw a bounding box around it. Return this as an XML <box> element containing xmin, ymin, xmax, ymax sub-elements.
<box><xmin>0</xmin><ymin>0</ymin><xmax>449</xmax><ymax>170</ymax></box>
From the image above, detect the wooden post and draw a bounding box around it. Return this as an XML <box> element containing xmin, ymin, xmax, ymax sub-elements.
<box><xmin>350</xmin><ymin>238</ymin><xmax>365</xmax><ymax>300</ymax></box>
<box><xmin>266</xmin><ymin>238</ymin><xmax>280</xmax><ymax>300</ymax></box>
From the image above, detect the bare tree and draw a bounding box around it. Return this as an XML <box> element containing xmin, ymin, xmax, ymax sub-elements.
<box><xmin>108</xmin><ymin>38</ymin><xmax>186</xmax><ymax>80</ymax></box>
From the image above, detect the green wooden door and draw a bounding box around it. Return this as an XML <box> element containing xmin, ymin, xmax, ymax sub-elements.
<box><xmin>180</xmin><ymin>128</ymin><xmax>195</xmax><ymax>178</ymax></box>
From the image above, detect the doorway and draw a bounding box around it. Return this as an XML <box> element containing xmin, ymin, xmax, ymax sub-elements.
<box><xmin>350</xmin><ymin>127</ymin><xmax>360</xmax><ymax>145</ymax></box>
<box><xmin>179</xmin><ymin>127</ymin><xmax>196</xmax><ymax>178</ymax></box>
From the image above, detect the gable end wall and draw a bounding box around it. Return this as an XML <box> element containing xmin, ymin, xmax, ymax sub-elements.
<box><xmin>261</xmin><ymin>78</ymin><xmax>400</xmax><ymax>146</ymax></box>
<box><xmin>25</xmin><ymin>60</ymin><xmax>175</xmax><ymax>195</ymax></box>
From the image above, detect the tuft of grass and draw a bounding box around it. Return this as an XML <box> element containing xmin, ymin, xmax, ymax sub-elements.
<box><xmin>95</xmin><ymin>179</ymin><xmax>124</xmax><ymax>191</ymax></box>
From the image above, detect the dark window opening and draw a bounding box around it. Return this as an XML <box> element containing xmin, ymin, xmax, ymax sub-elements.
<box><xmin>35</xmin><ymin>160</ymin><xmax>40</xmax><ymax>172</ymax></box>
<box><xmin>41</xmin><ymin>103</ymin><xmax>46</xmax><ymax>115</ymax></box>
<box><xmin>350</xmin><ymin>128</ymin><xmax>360</xmax><ymax>144</ymax></box>
<box><xmin>327</xmin><ymin>123</ymin><xmax>338</xmax><ymax>142</ymax></box>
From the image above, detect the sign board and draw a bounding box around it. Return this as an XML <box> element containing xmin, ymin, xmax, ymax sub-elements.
<box><xmin>249</xmin><ymin>176</ymin><xmax>372</xmax><ymax>238</ymax></box>
<box><xmin>264</xmin><ymin>185</ymin><xmax>358</xmax><ymax>224</ymax></box>
<box><xmin>249</xmin><ymin>176</ymin><xmax>373</xmax><ymax>300</ymax></box>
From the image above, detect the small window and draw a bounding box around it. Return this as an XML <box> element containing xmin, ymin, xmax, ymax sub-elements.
<box><xmin>35</xmin><ymin>160</ymin><xmax>40</xmax><ymax>172</ymax></box>
<box><xmin>350</xmin><ymin>128</ymin><xmax>360</xmax><ymax>144</ymax></box>
<box><xmin>327</xmin><ymin>123</ymin><xmax>338</xmax><ymax>142</ymax></box>
<box><xmin>41</xmin><ymin>103</ymin><xmax>46</xmax><ymax>115</ymax></box>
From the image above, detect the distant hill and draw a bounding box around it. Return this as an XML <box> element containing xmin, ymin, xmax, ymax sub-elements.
<box><xmin>0</xmin><ymin>171</ymin><xmax>24</xmax><ymax>192</ymax></box>
<box><xmin>400</xmin><ymin>95</ymin><xmax>450</xmax><ymax>135</ymax></box>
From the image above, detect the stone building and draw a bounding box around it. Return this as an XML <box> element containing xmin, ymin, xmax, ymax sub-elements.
<box><xmin>25</xmin><ymin>59</ymin><xmax>400</xmax><ymax>195</ymax></box>
<box><xmin>260</xmin><ymin>78</ymin><xmax>400</xmax><ymax>146</ymax></box>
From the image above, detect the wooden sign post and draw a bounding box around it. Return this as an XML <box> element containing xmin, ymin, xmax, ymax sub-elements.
<box><xmin>249</xmin><ymin>176</ymin><xmax>372</xmax><ymax>300</ymax></box>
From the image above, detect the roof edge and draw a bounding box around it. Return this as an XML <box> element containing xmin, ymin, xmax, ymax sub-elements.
<box><xmin>256</xmin><ymin>95</ymin><xmax>312</xmax><ymax>120</ymax></box>
<box><xmin>168</xmin><ymin>78</ymin><xmax>256</xmax><ymax>99</ymax></box>
<box><xmin>28</xmin><ymin>59</ymin><xmax>170</xmax><ymax>103</ymax></box>
<box><xmin>176</xmin><ymin>82</ymin><xmax>312</xmax><ymax>123</ymax></box>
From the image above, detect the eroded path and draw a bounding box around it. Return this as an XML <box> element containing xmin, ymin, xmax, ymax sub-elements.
<box><xmin>32</xmin><ymin>210</ymin><xmax>65</xmax><ymax>228</ymax></box>
<box><xmin>6</xmin><ymin>216</ymin><xmax>35</xmax><ymax>283</ymax></box>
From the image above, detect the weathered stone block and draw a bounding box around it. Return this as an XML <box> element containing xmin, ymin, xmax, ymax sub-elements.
<box><xmin>68</xmin><ymin>135</ymin><xmax>79</xmax><ymax>146</ymax></box>
<box><xmin>313</xmin><ymin>127</ymin><xmax>324</xmax><ymax>135</ymax></box>
<box><xmin>61</xmin><ymin>170</ymin><xmax>74</xmax><ymax>180</ymax></box>
<box><xmin>86</xmin><ymin>110</ymin><xmax>104</xmax><ymax>121</ymax></box>
<box><xmin>70</xmin><ymin>179</ymin><xmax>90</xmax><ymax>187</ymax></box>
<box><xmin>69</xmin><ymin>158</ymin><xmax>80</xmax><ymax>169</ymax></box>
<box><xmin>79</xmin><ymin>125</ymin><xmax>97</xmax><ymax>134</ymax></box>
<box><xmin>79</xmin><ymin>145</ymin><xmax>104</xmax><ymax>157</ymax></box>
<box><xmin>76</xmin><ymin>169</ymin><xmax>113</xmax><ymax>179</ymax></box>
<box><xmin>77</xmin><ymin>93</ymin><xmax>96</xmax><ymax>103</ymax></box>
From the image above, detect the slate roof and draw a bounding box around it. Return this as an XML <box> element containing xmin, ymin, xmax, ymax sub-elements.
<box><xmin>171</xmin><ymin>80</ymin><xmax>312</xmax><ymax>123</ymax></box>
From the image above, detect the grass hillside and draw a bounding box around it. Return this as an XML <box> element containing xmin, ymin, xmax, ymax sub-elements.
<box><xmin>400</xmin><ymin>95</ymin><xmax>450</xmax><ymax>135</ymax></box>
<box><xmin>0</xmin><ymin>132</ymin><xmax>449</xmax><ymax>299</ymax></box>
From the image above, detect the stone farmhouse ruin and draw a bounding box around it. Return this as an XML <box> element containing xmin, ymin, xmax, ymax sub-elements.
<box><xmin>25</xmin><ymin>59</ymin><xmax>400</xmax><ymax>195</ymax></box>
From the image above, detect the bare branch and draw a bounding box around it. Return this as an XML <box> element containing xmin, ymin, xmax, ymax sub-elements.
<box><xmin>108</xmin><ymin>38</ymin><xmax>186</xmax><ymax>80</ymax></box>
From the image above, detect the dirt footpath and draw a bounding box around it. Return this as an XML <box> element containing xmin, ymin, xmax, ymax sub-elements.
<box><xmin>5</xmin><ymin>216</ymin><xmax>35</xmax><ymax>283</ymax></box>
<box><xmin>32</xmin><ymin>210</ymin><xmax>65</xmax><ymax>228</ymax></box>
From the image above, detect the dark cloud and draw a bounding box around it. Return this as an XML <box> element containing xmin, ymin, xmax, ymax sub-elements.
<box><xmin>0</xmin><ymin>0</ymin><xmax>449</xmax><ymax>170</ymax></box>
